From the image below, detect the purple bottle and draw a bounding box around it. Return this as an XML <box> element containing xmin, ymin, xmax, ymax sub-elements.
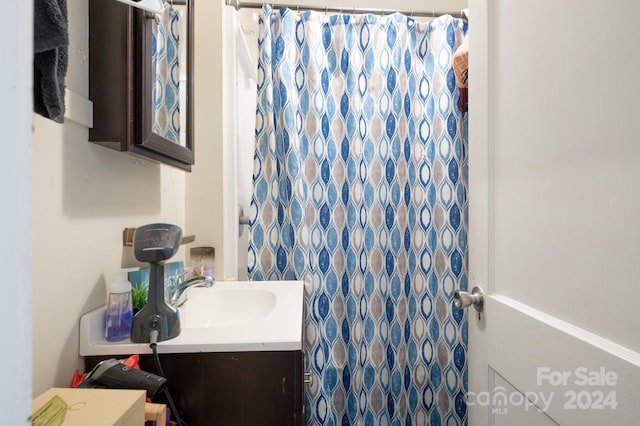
<box><xmin>105</xmin><ymin>270</ymin><xmax>134</xmax><ymax>342</ymax></box>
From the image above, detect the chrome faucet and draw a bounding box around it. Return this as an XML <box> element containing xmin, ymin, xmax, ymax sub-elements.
<box><xmin>166</xmin><ymin>273</ymin><xmax>214</xmax><ymax>308</ymax></box>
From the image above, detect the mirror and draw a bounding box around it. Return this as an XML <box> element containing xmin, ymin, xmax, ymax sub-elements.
<box><xmin>138</xmin><ymin>0</ymin><xmax>194</xmax><ymax>165</ymax></box>
<box><xmin>152</xmin><ymin>4</ymin><xmax>183</xmax><ymax>145</ymax></box>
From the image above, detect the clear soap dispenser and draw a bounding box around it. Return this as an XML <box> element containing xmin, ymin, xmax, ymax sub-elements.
<box><xmin>105</xmin><ymin>269</ymin><xmax>134</xmax><ymax>342</ymax></box>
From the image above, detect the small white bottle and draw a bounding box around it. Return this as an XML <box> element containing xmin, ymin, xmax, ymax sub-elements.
<box><xmin>105</xmin><ymin>269</ymin><xmax>134</xmax><ymax>342</ymax></box>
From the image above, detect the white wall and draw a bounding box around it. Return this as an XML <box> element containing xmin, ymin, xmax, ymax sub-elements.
<box><xmin>31</xmin><ymin>0</ymin><xmax>187</xmax><ymax>396</ymax></box>
<box><xmin>234</xmin><ymin>28</ymin><xmax>258</xmax><ymax>280</ymax></box>
<box><xmin>185</xmin><ymin>0</ymin><xmax>225</xmax><ymax>278</ymax></box>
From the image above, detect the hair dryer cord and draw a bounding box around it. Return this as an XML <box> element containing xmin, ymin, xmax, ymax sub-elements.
<box><xmin>150</xmin><ymin>335</ymin><xmax>186</xmax><ymax>426</ymax></box>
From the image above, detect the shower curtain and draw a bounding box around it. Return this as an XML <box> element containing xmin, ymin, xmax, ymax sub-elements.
<box><xmin>249</xmin><ymin>6</ymin><xmax>468</xmax><ymax>425</ymax></box>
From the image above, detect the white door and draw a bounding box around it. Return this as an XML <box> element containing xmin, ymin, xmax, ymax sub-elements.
<box><xmin>466</xmin><ymin>1</ymin><xmax>640</xmax><ymax>425</ymax></box>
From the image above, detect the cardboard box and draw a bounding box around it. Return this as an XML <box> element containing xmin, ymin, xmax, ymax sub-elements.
<box><xmin>32</xmin><ymin>388</ymin><xmax>145</xmax><ymax>426</ymax></box>
<box><xmin>145</xmin><ymin>402</ymin><xmax>167</xmax><ymax>425</ymax></box>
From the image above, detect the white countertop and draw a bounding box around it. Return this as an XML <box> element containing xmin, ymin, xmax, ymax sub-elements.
<box><xmin>79</xmin><ymin>280</ymin><xmax>304</xmax><ymax>356</ymax></box>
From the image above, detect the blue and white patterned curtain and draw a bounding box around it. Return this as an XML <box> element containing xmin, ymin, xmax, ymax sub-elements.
<box><xmin>249</xmin><ymin>7</ymin><xmax>468</xmax><ymax>425</ymax></box>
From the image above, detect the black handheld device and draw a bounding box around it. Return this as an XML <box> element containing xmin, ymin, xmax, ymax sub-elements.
<box><xmin>131</xmin><ymin>223</ymin><xmax>183</xmax><ymax>343</ymax></box>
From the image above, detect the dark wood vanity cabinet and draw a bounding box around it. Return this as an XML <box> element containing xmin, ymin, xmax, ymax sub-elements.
<box><xmin>88</xmin><ymin>0</ymin><xmax>194</xmax><ymax>171</ymax></box>
<box><xmin>85</xmin><ymin>350</ymin><xmax>305</xmax><ymax>426</ymax></box>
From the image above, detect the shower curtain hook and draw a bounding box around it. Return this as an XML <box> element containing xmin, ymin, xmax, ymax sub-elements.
<box><xmin>325</xmin><ymin>6</ymin><xmax>328</xmax><ymax>15</ymax></box>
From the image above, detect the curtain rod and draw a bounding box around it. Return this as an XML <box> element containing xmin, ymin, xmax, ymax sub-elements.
<box><xmin>225</xmin><ymin>0</ymin><xmax>464</xmax><ymax>18</ymax></box>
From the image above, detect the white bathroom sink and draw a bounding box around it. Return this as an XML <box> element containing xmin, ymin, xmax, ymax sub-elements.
<box><xmin>179</xmin><ymin>285</ymin><xmax>277</xmax><ymax>328</ymax></box>
<box><xmin>79</xmin><ymin>280</ymin><xmax>304</xmax><ymax>355</ymax></box>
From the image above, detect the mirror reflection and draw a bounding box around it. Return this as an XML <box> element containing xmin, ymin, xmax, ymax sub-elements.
<box><xmin>151</xmin><ymin>1</ymin><xmax>188</xmax><ymax>147</ymax></box>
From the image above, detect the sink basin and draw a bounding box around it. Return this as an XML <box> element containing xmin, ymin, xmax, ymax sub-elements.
<box><xmin>179</xmin><ymin>287</ymin><xmax>277</xmax><ymax>328</ymax></box>
<box><xmin>79</xmin><ymin>280</ymin><xmax>304</xmax><ymax>355</ymax></box>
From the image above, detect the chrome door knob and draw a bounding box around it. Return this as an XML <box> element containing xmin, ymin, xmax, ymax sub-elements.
<box><xmin>454</xmin><ymin>286</ymin><xmax>485</xmax><ymax>313</ymax></box>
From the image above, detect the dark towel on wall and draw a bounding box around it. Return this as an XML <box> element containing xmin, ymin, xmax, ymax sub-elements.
<box><xmin>34</xmin><ymin>0</ymin><xmax>69</xmax><ymax>123</ymax></box>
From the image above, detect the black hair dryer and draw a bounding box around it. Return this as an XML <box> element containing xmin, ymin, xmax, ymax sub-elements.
<box><xmin>130</xmin><ymin>223</ymin><xmax>182</xmax><ymax>343</ymax></box>
<box><xmin>79</xmin><ymin>358</ymin><xmax>167</xmax><ymax>398</ymax></box>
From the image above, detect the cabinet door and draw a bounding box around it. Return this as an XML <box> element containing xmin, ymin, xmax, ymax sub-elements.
<box><xmin>89</xmin><ymin>0</ymin><xmax>194</xmax><ymax>171</ymax></box>
<box><xmin>294</xmin><ymin>349</ymin><xmax>305</xmax><ymax>425</ymax></box>
<box><xmin>86</xmin><ymin>351</ymin><xmax>304</xmax><ymax>426</ymax></box>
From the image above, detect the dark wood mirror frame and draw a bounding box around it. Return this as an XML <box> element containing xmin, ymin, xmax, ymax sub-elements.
<box><xmin>89</xmin><ymin>0</ymin><xmax>195</xmax><ymax>171</ymax></box>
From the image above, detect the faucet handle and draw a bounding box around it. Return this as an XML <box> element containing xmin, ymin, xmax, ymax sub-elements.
<box><xmin>165</xmin><ymin>270</ymin><xmax>187</xmax><ymax>297</ymax></box>
<box><xmin>167</xmin><ymin>270</ymin><xmax>187</xmax><ymax>285</ymax></box>
<box><xmin>169</xmin><ymin>275</ymin><xmax>215</xmax><ymax>308</ymax></box>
